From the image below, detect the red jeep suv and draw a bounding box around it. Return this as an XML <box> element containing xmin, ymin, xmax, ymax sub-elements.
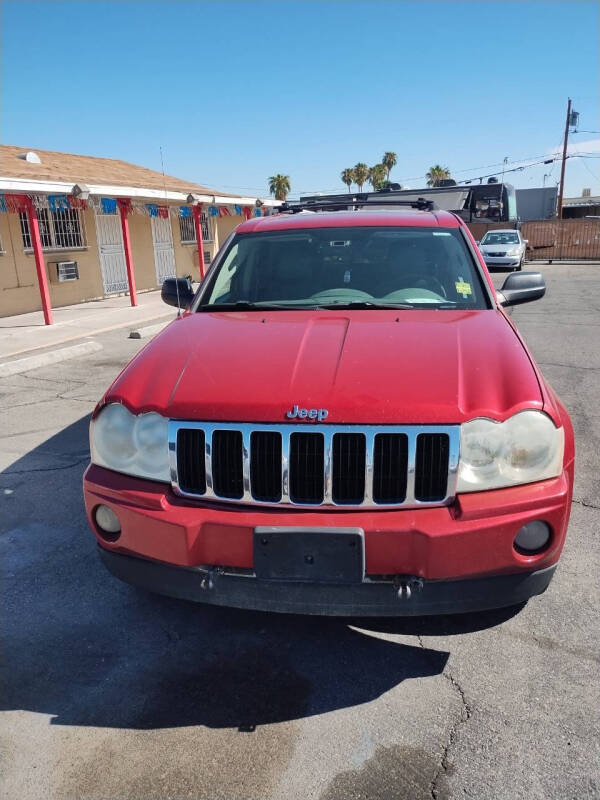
<box><xmin>83</xmin><ymin>205</ymin><xmax>574</xmax><ymax>616</ymax></box>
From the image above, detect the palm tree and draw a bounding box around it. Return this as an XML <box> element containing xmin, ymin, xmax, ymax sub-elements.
<box><xmin>341</xmin><ymin>167</ymin><xmax>355</xmax><ymax>192</ymax></box>
<box><xmin>268</xmin><ymin>174</ymin><xmax>291</xmax><ymax>201</ymax></box>
<box><xmin>382</xmin><ymin>152</ymin><xmax>397</xmax><ymax>181</ymax></box>
<box><xmin>425</xmin><ymin>165</ymin><xmax>451</xmax><ymax>187</ymax></box>
<box><xmin>353</xmin><ymin>162</ymin><xmax>370</xmax><ymax>192</ymax></box>
<box><xmin>368</xmin><ymin>164</ymin><xmax>387</xmax><ymax>191</ymax></box>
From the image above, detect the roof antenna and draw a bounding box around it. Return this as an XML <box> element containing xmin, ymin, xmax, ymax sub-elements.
<box><xmin>160</xmin><ymin>145</ymin><xmax>182</xmax><ymax>317</ymax></box>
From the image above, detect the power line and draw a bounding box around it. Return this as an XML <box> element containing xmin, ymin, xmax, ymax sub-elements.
<box><xmin>273</xmin><ymin>148</ymin><xmax>600</xmax><ymax>199</ymax></box>
<box><xmin>299</xmin><ymin>151</ymin><xmax>575</xmax><ymax>196</ymax></box>
<box><xmin>579</xmin><ymin>158</ymin><xmax>600</xmax><ymax>183</ymax></box>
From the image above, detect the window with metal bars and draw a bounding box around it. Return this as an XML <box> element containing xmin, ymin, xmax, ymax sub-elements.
<box><xmin>178</xmin><ymin>212</ymin><xmax>212</xmax><ymax>244</ymax></box>
<box><xmin>19</xmin><ymin>209</ymin><xmax>85</xmax><ymax>250</ymax></box>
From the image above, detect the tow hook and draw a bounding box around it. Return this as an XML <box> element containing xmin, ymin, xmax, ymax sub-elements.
<box><xmin>395</xmin><ymin>576</ymin><xmax>424</xmax><ymax>601</ymax></box>
<box><xmin>200</xmin><ymin>567</ymin><xmax>219</xmax><ymax>591</ymax></box>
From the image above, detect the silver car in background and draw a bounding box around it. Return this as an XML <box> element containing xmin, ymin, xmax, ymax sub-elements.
<box><xmin>478</xmin><ymin>229</ymin><xmax>527</xmax><ymax>270</ymax></box>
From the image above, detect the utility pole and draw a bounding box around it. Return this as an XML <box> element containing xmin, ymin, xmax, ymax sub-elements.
<box><xmin>499</xmin><ymin>156</ymin><xmax>508</xmax><ymax>221</ymax></box>
<box><xmin>557</xmin><ymin>97</ymin><xmax>572</xmax><ymax>219</ymax></box>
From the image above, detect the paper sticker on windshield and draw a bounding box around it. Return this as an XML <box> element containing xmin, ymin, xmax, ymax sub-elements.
<box><xmin>455</xmin><ymin>280</ymin><xmax>472</xmax><ymax>297</ymax></box>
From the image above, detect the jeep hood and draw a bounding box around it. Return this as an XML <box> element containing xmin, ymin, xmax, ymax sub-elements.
<box><xmin>105</xmin><ymin>309</ymin><xmax>543</xmax><ymax>424</ymax></box>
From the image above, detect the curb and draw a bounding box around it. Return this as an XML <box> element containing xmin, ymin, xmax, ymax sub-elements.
<box><xmin>0</xmin><ymin>340</ymin><xmax>103</xmax><ymax>377</ymax></box>
<box><xmin>1</xmin><ymin>311</ymin><xmax>175</xmax><ymax>361</ymax></box>
<box><xmin>129</xmin><ymin>320</ymin><xmax>172</xmax><ymax>339</ymax></box>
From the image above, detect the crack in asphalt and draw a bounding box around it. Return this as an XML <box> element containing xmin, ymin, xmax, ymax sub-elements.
<box><xmin>57</xmin><ymin>394</ymin><xmax>97</xmax><ymax>404</ymax></box>
<box><xmin>416</xmin><ymin>635</ymin><xmax>472</xmax><ymax>800</ymax></box>
<box><xmin>0</xmin><ymin>372</ymin><xmax>94</xmax><ymax>409</ymax></box>
<box><xmin>431</xmin><ymin>670</ymin><xmax>472</xmax><ymax>799</ymax></box>
<box><xmin>572</xmin><ymin>498</ymin><xmax>600</xmax><ymax>511</ymax></box>
<box><xmin>3</xmin><ymin>455</ymin><xmax>89</xmax><ymax>475</ymax></box>
<box><xmin>537</xmin><ymin>361</ymin><xmax>600</xmax><ymax>372</ymax></box>
<box><xmin>501</xmin><ymin>629</ymin><xmax>600</xmax><ymax>665</ymax></box>
<box><xmin>0</xmin><ymin>393</ymin><xmax>94</xmax><ymax>410</ymax></box>
<box><xmin>20</xmin><ymin>372</ymin><xmax>87</xmax><ymax>387</ymax></box>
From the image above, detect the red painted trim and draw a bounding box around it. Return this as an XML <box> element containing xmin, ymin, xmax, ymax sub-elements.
<box><xmin>118</xmin><ymin>199</ymin><xmax>137</xmax><ymax>307</ymax></box>
<box><xmin>192</xmin><ymin>205</ymin><xmax>205</xmax><ymax>278</ymax></box>
<box><xmin>25</xmin><ymin>199</ymin><xmax>53</xmax><ymax>325</ymax></box>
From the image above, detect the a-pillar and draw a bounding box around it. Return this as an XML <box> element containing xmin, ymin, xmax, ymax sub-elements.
<box><xmin>117</xmin><ymin>198</ymin><xmax>137</xmax><ymax>306</ymax></box>
<box><xmin>24</xmin><ymin>197</ymin><xmax>53</xmax><ymax>325</ymax></box>
<box><xmin>192</xmin><ymin>204</ymin><xmax>206</xmax><ymax>279</ymax></box>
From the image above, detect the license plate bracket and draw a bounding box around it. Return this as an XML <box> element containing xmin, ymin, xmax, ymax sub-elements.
<box><xmin>253</xmin><ymin>526</ymin><xmax>364</xmax><ymax>584</ymax></box>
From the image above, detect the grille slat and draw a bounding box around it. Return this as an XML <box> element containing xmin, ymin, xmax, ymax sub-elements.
<box><xmin>212</xmin><ymin>430</ymin><xmax>244</xmax><ymax>499</ymax></box>
<box><xmin>373</xmin><ymin>433</ymin><xmax>408</xmax><ymax>503</ymax></box>
<box><xmin>174</xmin><ymin>424</ymin><xmax>454</xmax><ymax>508</ymax></box>
<box><xmin>332</xmin><ymin>433</ymin><xmax>366</xmax><ymax>504</ymax></box>
<box><xmin>415</xmin><ymin>433</ymin><xmax>450</xmax><ymax>502</ymax></box>
<box><xmin>177</xmin><ymin>429</ymin><xmax>206</xmax><ymax>494</ymax></box>
<box><xmin>290</xmin><ymin>433</ymin><xmax>324</xmax><ymax>504</ymax></box>
<box><xmin>251</xmin><ymin>431</ymin><xmax>282</xmax><ymax>502</ymax></box>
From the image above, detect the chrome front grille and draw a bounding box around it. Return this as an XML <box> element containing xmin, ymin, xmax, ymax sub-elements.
<box><xmin>169</xmin><ymin>422</ymin><xmax>460</xmax><ymax>509</ymax></box>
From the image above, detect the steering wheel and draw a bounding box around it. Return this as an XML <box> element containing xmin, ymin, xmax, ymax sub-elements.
<box><xmin>397</xmin><ymin>274</ymin><xmax>447</xmax><ymax>299</ymax></box>
<box><xmin>310</xmin><ymin>288</ymin><xmax>374</xmax><ymax>301</ymax></box>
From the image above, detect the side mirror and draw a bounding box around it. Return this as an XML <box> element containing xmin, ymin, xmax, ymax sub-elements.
<box><xmin>497</xmin><ymin>271</ymin><xmax>546</xmax><ymax>307</ymax></box>
<box><xmin>161</xmin><ymin>277</ymin><xmax>195</xmax><ymax>308</ymax></box>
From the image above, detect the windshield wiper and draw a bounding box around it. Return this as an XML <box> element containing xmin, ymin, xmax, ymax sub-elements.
<box><xmin>197</xmin><ymin>301</ymin><xmax>298</xmax><ymax>312</ymax></box>
<box><xmin>316</xmin><ymin>301</ymin><xmax>417</xmax><ymax>310</ymax></box>
<box><xmin>317</xmin><ymin>300</ymin><xmax>461</xmax><ymax>310</ymax></box>
<box><xmin>198</xmin><ymin>300</ymin><xmax>460</xmax><ymax>312</ymax></box>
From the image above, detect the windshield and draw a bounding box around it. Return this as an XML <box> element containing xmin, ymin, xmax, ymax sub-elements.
<box><xmin>200</xmin><ymin>226</ymin><xmax>489</xmax><ymax>311</ymax></box>
<box><xmin>481</xmin><ymin>232</ymin><xmax>519</xmax><ymax>245</ymax></box>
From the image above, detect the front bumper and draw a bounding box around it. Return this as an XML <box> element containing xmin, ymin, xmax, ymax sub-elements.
<box><xmin>84</xmin><ymin>464</ymin><xmax>572</xmax><ymax>614</ymax></box>
<box><xmin>98</xmin><ymin>545</ymin><xmax>557</xmax><ymax>616</ymax></box>
<box><xmin>484</xmin><ymin>256</ymin><xmax>522</xmax><ymax>268</ymax></box>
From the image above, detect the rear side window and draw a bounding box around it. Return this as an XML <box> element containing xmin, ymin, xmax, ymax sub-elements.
<box><xmin>202</xmin><ymin>225</ymin><xmax>489</xmax><ymax>310</ymax></box>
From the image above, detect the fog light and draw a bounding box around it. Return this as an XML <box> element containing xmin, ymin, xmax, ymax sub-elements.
<box><xmin>514</xmin><ymin>521</ymin><xmax>550</xmax><ymax>554</ymax></box>
<box><xmin>95</xmin><ymin>505</ymin><xmax>121</xmax><ymax>540</ymax></box>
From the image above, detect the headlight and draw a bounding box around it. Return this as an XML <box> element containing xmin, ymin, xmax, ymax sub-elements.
<box><xmin>506</xmin><ymin>247</ymin><xmax>520</xmax><ymax>256</ymax></box>
<box><xmin>91</xmin><ymin>403</ymin><xmax>170</xmax><ymax>482</ymax></box>
<box><xmin>457</xmin><ymin>411</ymin><xmax>564</xmax><ymax>492</ymax></box>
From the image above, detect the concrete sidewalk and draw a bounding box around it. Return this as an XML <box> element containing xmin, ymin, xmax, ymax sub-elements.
<box><xmin>0</xmin><ymin>291</ymin><xmax>176</xmax><ymax>361</ymax></box>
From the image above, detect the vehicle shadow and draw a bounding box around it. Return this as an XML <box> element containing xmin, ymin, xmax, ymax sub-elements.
<box><xmin>350</xmin><ymin>603</ymin><xmax>523</xmax><ymax>637</ymax></box>
<box><xmin>0</xmin><ymin>416</ymin><xmax>512</xmax><ymax>732</ymax></box>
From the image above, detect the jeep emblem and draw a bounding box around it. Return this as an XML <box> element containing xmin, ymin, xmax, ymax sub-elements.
<box><xmin>286</xmin><ymin>405</ymin><xmax>328</xmax><ymax>422</ymax></box>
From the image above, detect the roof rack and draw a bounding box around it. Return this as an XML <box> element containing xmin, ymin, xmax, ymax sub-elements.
<box><xmin>277</xmin><ymin>196</ymin><xmax>437</xmax><ymax>213</ymax></box>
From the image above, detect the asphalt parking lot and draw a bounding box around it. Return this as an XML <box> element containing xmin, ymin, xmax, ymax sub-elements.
<box><xmin>1</xmin><ymin>262</ymin><xmax>599</xmax><ymax>800</ymax></box>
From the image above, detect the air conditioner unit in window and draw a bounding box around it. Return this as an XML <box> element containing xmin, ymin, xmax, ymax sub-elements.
<box><xmin>50</xmin><ymin>261</ymin><xmax>79</xmax><ymax>282</ymax></box>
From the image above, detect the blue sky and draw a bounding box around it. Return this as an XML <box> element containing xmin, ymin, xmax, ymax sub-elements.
<box><xmin>2</xmin><ymin>0</ymin><xmax>598</xmax><ymax>198</ymax></box>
